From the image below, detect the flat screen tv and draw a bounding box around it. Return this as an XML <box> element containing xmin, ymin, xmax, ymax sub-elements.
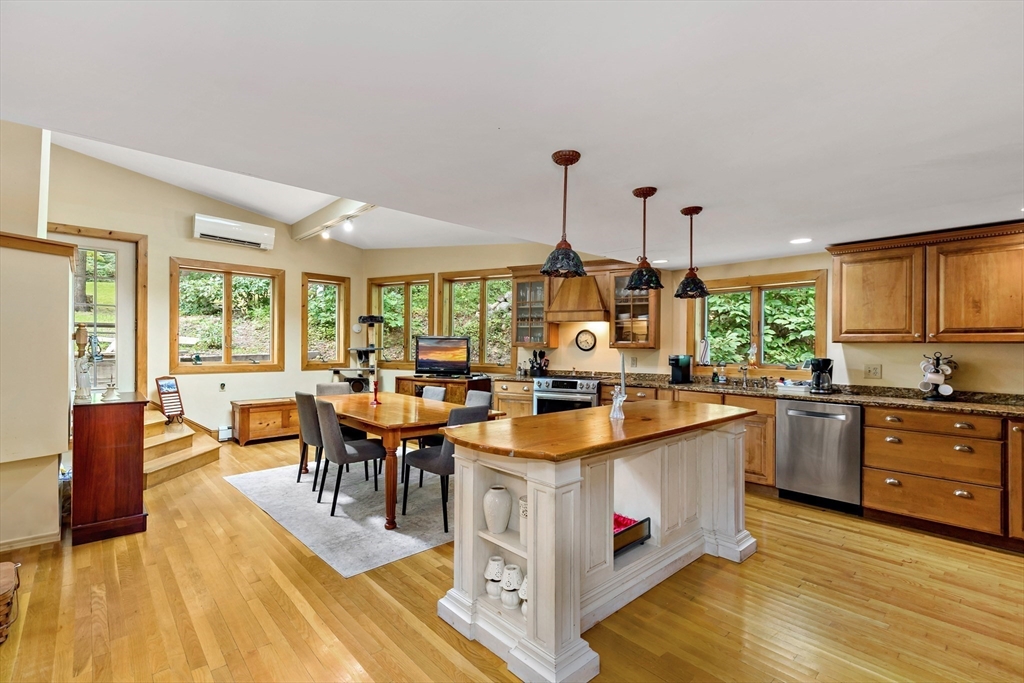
<box><xmin>415</xmin><ymin>336</ymin><xmax>471</xmax><ymax>376</ymax></box>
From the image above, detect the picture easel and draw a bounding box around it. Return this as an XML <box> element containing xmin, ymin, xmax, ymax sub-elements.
<box><xmin>155</xmin><ymin>376</ymin><xmax>185</xmax><ymax>424</ymax></box>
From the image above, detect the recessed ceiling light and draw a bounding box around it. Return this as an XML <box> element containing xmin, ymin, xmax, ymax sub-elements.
<box><xmin>652</xmin><ymin>259</ymin><xmax>668</xmax><ymax>264</ymax></box>
<box><xmin>320</xmin><ymin>228</ymin><xmax>331</xmax><ymax>239</ymax></box>
<box><xmin>342</xmin><ymin>219</ymin><xmax>355</xmax><ymax>232</ymax></box>
<box><xmin>789</xmin><ymin>237</ymin><xmax>812</xmax><ymax>244</ymax></box>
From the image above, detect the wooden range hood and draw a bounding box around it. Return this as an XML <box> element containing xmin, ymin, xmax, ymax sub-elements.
<box><xmin>545</xmin><ymin>276</ymin><xmax>609</xmax><ymax>323</ymax></box>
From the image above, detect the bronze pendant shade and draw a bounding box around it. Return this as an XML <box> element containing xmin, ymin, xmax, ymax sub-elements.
<box><xmin>625</xmin><ymin>187</ymin><xmax>664</xmax><ymax>291</ymax></box>
<box><xmin>541</xmin><ymin>150</ymin><xmax>587</xmax><ymax>278</ymax></box>
<box><xmin>674</xmin><ymin>206</ymin><xmax>709</xmax><ymax>299</ymax></box>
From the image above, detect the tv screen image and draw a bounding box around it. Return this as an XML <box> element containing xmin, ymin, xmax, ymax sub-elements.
<box><xmin>415</xmin><ymin>336</ymin><xmax>471</xmax><ymax>375</ymax></box>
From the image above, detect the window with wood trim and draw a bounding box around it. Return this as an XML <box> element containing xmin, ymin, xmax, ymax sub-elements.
<box><xmin>693</xmin><ymin>270</ymin><xmax>827</xmax><ymax>369</ymax></box>
<box><xmin>367</xmin><ymin>274</ymin><xmax>435</xmax><ymax>366</ymax></box>
<box><xmin>170</xmin><ymin>257</ymin><xmax>285</xmax><ymax>373</ymax></box>
<box><xmin>439</xmin><ymin>269</ymin><xmax>513</xmax><ymax>370</ymax></box>
<box><xmin>301</xmin><ymin>272</ymin><xmax>350</xmax><ymax>370</ymax></box>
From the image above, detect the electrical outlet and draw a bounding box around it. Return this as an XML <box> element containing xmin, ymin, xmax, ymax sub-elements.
<box><xmin>864</xmin><ymin>364</ymin><xmax>882</xmax><ymax>379</ymax></box>
<box><xmin>630</xmin><ymin>356</ymin><xmax>638</xmax><ymax>368</ymax></box>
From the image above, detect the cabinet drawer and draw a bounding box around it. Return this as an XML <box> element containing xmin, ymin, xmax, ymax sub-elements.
<box><xmin>725</xmin><ymin>394</ymin><xmax>775</xmax><ymax>416</ymax></box>
<box><xmin>863</xmin><ymin>428</ymin><xmax>1002</xmax><ymax>486</ymax></box>
<box><xmin>599</xmin><ymin>385</ymin><xmax>657</xmax><ymax>402</ymax></box>
<box><xmin>864</xmin><ymin>407</ymin><xmax>1003</xmax><ymax>440</ymax></box>
<box><xmin>675</xmin><ymin>390</ymin><xmax>725</xmax><ymax>405</ymax></box>
<box><xmin>863</xmin><ymin>467</ymin><xmax>1002</xmax><ymax>534</ymax></box>
<box><xmin>494</xmin><ymin>381</ymin><xmax>533</xmax><ymax>395</ymax></box>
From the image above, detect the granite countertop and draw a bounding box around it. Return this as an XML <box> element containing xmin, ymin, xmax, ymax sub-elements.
<box><xmin>485</xmin><ymin>372</ymin><xmax>1024</xmax><ymax>418</ymax></box>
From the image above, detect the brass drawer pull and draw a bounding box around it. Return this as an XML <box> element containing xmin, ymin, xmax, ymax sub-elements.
<box><xmin>501</xmin><ymin>385</ymin><xmax>509</xmax><ymax>390</ymax></box>
<box><xmin>953</xmin><ymin>489</ymin><xmax>973</xmax><ymax>499</ymax></box>
<box><xmin>636</xmin><ymin>392</ymin><xmax>647</xmax><ymax>398</ymax></box>
<box><xmin>523</xmin><ymin>386</ymin><xmax>530</xmax><ymax>391</ymax></box>
<box><xmin>884</xmin><ymin>436</ymin><xmax>901</xmax><ymax>444</ymax></box>
<box><xmin>884</xmin><ymin>478</ymin><xmax>901</xmax><ymax>486</ymax></box>
<box><xmin>953</xmin><ymin>422</ymin><xmax>974</xmax><ymax>430</ymax></box>
<box><xmin>885</xmin><ymin>415</ymin><xmax>902</xmax><ymax>423</ymax></box>
<box><xmin>953</xmin><ymin>444</ymin><xmax>973</xmax><ymax>453</ymax></box>
<box><xmin>1015</xmin><ymin>426</ymin><xmax>1022</xmax><ymax>433</ymax></box>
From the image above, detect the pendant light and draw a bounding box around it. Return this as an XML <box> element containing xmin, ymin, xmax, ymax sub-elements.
<box><xmin>625</xmin><ymin>187</ymin><xmax>664</xmax><ymax>291</ymax></box>
<box><xmin>674</xmin><ymin>206</ymin><xmax>710</xmax><ymax>299</ymax></box>
<box><xmin>541</xmin><ymin>150</ymin><xmax>587</xmax><ymax>278</ymax></box>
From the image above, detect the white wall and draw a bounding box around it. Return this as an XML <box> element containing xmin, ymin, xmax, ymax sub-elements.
<box><xmin>48</xmin><ymin>144</ymin><xmax>367</xmax><ymax>429</ymax></box>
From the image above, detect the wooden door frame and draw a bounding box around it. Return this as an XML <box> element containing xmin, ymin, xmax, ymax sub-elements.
<box><xmin>48</xmin><ymin>223</ymin><xmax>149</xmax><ymax>394</ymax></box>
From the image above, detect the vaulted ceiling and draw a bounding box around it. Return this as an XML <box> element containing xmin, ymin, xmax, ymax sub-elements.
<box><xmin>3</xmin><ymin>2</ymin><xmax>1021</xmax><ymax>267</ymax></box>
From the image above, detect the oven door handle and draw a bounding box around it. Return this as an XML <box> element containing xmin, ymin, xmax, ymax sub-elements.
<box><xmin>534</xmin><ymin>392</ymin><xmax>597</xmax><ymax>402</ymax></box>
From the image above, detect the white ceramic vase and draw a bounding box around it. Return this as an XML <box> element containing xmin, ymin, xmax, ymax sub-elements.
<box><xmin>485</xmin><ymin>580</ymin><xmax>502</xmax><ymax>598</ymax></box>
<box><xmin>501</xmin><ymin>589</ymin><xmax>521</xmax><ymax>609</ymax></box>
<box><xmin>518</xmin><ymin>495</ymin><xmax>528</xmax><ymax>546</ymax></box>
<box><xmin>483</xmin><ymin>485</ymin><xmax>512</xmax><ymax>534</ymax></box>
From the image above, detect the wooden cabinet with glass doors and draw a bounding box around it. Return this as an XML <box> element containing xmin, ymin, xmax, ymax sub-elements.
<box><xmin>609</xmin><ymin>269</ymin><xmax>660</xmax><ymax>349</ymax></box>
<box><xmin>510</xmin><ymin>274</ymin><xmax>558</xmax><ymax>348</ymax></box>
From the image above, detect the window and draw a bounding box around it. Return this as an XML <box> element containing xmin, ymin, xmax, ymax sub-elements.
<box><xmin>301</xmin><ymin>272</ymin><xmax>350</xmax><ymax>370</ymax></box>
<box><xmin>694</xmin><ymin>270</ymin><xmax>827</xmax><ymax>369</ymax></box>
<box><xmin>439</xmin><ymin>269</ymin><xmax>513</xmax><ymax>370</ymax></box>
<box><xmin>74</xmin><ymin>247</ymin><xmax>118</xmax><ymax>387</ymax></box>
<box><xmin>367</xmin><ymin>274</ymin><xmax>435</xmax><ymax>366</ymax></box>
<box><xmin>170</xmin><ymin>258</ymin><xmax>285</xmax><ymax>373</ymax></box>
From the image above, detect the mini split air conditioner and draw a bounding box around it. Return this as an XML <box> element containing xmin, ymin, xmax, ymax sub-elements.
<box><xmin>193</xmin><ymin>214</ymin><xmax>276</xmax><ymax>250</ymax></box>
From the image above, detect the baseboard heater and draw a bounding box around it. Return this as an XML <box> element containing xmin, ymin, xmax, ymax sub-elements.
<box><xmin>613</xmin><ymin>513</ymin><xmax>651</xmax><ymax>556</ymax></box>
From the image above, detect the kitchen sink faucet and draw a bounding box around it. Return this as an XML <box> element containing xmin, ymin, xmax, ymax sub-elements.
<box><xmin>740</xmin><ymin>365</ymin><xmax>749</xmax><ymax>389</ymax></box>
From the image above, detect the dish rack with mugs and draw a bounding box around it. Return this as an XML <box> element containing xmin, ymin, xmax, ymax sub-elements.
<box><xmin>919</xmin><ymin>352</ymin><xmax>958</xmax><ymax>401</ymax></box>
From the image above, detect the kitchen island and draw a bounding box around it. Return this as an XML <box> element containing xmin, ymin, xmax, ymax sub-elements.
<box><xmin>438</xmin><ymin>400</ymin><xmax>757</xmax><ymax>683</ymax></box>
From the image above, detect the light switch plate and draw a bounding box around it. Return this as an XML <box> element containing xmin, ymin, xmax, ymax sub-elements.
<box><xmin>864</xmin><ymin>364</ymin><xmax>882</xmax><ymax>379</ymax></box>
<box><xmin>630</xmin><ymin>356</ymin><xmax>638</xmax><ymax>368</ymax></box>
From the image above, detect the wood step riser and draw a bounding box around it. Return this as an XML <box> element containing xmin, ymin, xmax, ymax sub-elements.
<box><xmin>144</xmin><ymin>447</ymin><xmax>220</xmax><ymax>489</ymax></box>
<box><xmin>144</xmin><ymin>421</ymin><xmax>166</xmax><ymax>439</ymax></box>
<box><xmin>144</xmin><ymin>432</ymin><xmax>194</xmax><ymax>461</ymax></box>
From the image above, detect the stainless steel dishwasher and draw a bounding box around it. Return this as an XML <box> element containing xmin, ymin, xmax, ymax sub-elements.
<box><xmin>776</xmin><ymin>399</ymin><xmax>862</xmax><ymax>506</ymax></box>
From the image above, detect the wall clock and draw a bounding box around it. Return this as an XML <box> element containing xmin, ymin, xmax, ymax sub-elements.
<box><xmin>575</xmin><ymin>329</ymin><xmax>597</xmax><ymax>352</ymax></box>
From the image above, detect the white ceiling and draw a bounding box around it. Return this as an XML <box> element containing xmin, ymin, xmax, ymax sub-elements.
<box><xmin>325</xmin><ymin>208</ymin><xmax>525</xmax><ymax>250</ymax></box>
<box><xmin>51</xmin><ymin>132</ymin><xmax>338</xmax><ymax>224</ymax></box>
<box><xmin>3</xmin><ymin>2</ymin><xmax>1022</xmax><ymax>268</ymax></box>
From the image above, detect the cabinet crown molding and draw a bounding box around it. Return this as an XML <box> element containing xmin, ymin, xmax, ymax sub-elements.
<box><xmin>826</xmin><ymin>222</ymin><xmax>1023</xmax><ymax>256</ymax></box>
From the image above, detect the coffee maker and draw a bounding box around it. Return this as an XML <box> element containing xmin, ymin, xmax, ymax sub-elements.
<box><xmin>809</xmin><ymin>357</ymin><xmax>834</xmax><ymax>394</ymax></box>
<box><xmin>668</xmin><ymin>355</ymin><xmax>693</xmax><ymax>384</ymax></box>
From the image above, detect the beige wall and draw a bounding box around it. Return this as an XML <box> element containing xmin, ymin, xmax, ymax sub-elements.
<box><xmin>0</xmin><ymin>455</ymin><xmax>61</xmax><ymax>551</ymax></box>
<box><xmin>0</xmin><ymin>120</ymin><xmax>50</xmax><ymax>237</ymax></box>
<box><xmin>47</xmin><ymin>144</ymin><xmax>367</xmax><ymax>429</ymax></box>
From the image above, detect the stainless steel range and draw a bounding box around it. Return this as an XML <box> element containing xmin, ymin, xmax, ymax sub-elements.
<box><xmin>533</xmin><ymin>377</ymin><xmax>601</xmax><ymax>415</ymax></box>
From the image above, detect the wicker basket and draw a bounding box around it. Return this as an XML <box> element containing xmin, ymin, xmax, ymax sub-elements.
<box><xmin>0</xmin><ymin>562</ymin><xmax>21</xmax><ymax>645</ymax></box>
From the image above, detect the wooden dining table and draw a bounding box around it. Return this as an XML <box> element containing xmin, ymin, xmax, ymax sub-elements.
<box><xmin>319</xmin><ymin>391</ymin><xmax>502</xmax><ymax>530</ymax></box>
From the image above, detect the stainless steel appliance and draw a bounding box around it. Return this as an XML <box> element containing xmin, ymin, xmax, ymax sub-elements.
<box><xmin>776</xmin><ymin>399</ymin><xmax>862</xmax><ymax>506</ymax></box>
<box><xmin>809</xmin><ymin>357</ymin><xmax>834</xmax><ymax>394</ymax></box>
<box><xmin>533</xmin><ymin>377</ymin><xmax>600</xmax><ymax>414</ymax></box>
<box><xmin>668</xmin><ymin>355</ymin><xmax>693</xmax><ymax>385</ymax></box>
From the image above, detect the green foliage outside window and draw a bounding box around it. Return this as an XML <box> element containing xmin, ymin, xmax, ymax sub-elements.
<box><xmin>307</xmin><ymin>282</ymin><xmax>339</xmax><ymax>360</ymax></box>
<box><xmin>178</xmin><ymin>271</ymin><xmax>272</xmax><ymax>360</ymax></box>
<box><xmin>762</xmin><ymin>287</ymin><xmax>816</xmax><ymax>366</ymax></box>
<box><xmin>706</xmin><ymin>292</ymin><xmax>751</xmax><ymax>364</ymax></box>
<box><xmin>447</xmin><ymin>278</ymin><xmax>512</xmax><ymax>367</ymax></box>
<box><xmin>379</xmin><ymin>282</ymin><xmax>431</xmax><ymax>361</ymax></box>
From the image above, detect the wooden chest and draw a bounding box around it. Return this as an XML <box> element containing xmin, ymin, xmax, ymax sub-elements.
<box><xmin>231</xmin><ymin>398</ymin><xmax>299</xmax><ymax>446</ymax></box>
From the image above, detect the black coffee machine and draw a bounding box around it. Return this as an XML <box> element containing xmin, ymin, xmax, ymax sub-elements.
<box><xmin>809</xmin><ymin>357</ymin><xmax>834</xmax><ymax>394</ymax></box>
<box><xmin>669</xmin><ymin>355</ymin><xmax>693</xmax><ymax>384</ymax></box>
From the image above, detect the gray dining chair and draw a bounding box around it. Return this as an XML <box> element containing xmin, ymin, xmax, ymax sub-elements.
<box><xmin>295</xmin><ymin>392</ymin><xmax>324</xmax><ymax>489</ymax></box>
<box><xmin>465</xmin><ymin>390</ymin><xmax>492</xmax><ymax>408</ymax></box>
<box><xmin>402</xmin><ymin>385</ymin><xmax>448</xmax><ymax>482</ymax></box>
<box><xmin>402</xmin><ymin>404</ymin><xmax>490</xmax><ymax>532</ymax></box>
<box><xmin>316</xmin><ymin>381</ymin><xmax>370</xmax><ymax>478</ymax></box>
<box><xmin>315</xmin><ymin>399</ymin><xmax>387</xmax><ymax>516</ymax></box>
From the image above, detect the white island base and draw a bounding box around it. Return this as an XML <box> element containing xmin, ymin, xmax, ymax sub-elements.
<box><xmin>438</xmin><ymin>417</ymin><xmax>755</xmax><ymax>683</ymax></box>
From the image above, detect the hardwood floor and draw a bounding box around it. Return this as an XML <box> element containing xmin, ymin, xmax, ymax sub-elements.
<box><xmin>2</xmin><ymin>438</ymin><xmax>1021</xmax><ymax>683</ymax></box>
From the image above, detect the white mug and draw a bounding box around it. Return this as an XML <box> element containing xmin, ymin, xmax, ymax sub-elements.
<box><xmin>919</xmin><ymin>380</ymin><xmax>935</xmax><ymax>392</ymax></box>
<box><xmin>923</xmin><ymin>372</ymin><xmax>945</xmax><ymax>384</ymax></box>
<box><xmin>939</xmin><ymin>364</ymin><xmax>952</xmax><ymax>375</ymax></box>
<box><xmin>938</xmin><ymin>383</ymin><xmax>954</xmax><ymax>396</ymax></box>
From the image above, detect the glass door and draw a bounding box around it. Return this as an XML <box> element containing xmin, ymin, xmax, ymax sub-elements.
<box><xmin>611</xmin><ymin>275</ymin><xmax>652</xmax><ymax>347</ymax></box>
<box><xmin>515</xmin><ymin>279</ymin><xmax>546</xmax><ymax>344</ymax></box>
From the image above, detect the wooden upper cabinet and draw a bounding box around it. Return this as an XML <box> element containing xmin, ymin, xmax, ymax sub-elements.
<box><xmin>828</xmin><ymin>224</ymin><xmax>1023</xmax><ymax>343</ymax></box>
<box><xmin>926</xmin><ymin>233</ymin><xmax>1024</xmax><ymax>342</ymax></box>
<box><xmin>510</xmin><ymin>274</ymin><xmax>559</xmax><ymax>348</ymax></box>
<box><xmin>609</xmin><ymin>269</ymin><xmax>661</xmax><ymax>349</ymax></box>
<box><xmin>830</xmin><ymin>246</ymin><xmax>924</xmax><ymax>342</ymax></box>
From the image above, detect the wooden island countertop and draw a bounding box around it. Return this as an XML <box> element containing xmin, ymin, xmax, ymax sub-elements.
<box><xmin>442</xmin><ymin>400</ymin><xmax>755</xmax><ymax>461</ymax></box>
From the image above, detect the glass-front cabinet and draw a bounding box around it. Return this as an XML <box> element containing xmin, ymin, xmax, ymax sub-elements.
<box><xmin>610</xmin><ymin>271</ymin><xmax>660</xmax><ymax>349</ymax></box>
<box><xmin>512</xmin><ymin>275</ymin><xmax>559</xmax><ymax>348</ymax></box>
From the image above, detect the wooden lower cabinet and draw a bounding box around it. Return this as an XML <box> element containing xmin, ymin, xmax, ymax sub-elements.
<box><xmin>862</xmin><ymin>467</ymin><xmax>1003</xmax><ymax>535</ymax></box>
<box><xmin>493</xmin><ymin>380</ymin><xmax>533</xmax><ymax>419</ymax></box>
<box><xmin>394</xmin><ymin>376</ymin><xmax>491</xmax><ymax>405</ymax></box>
<box><xmin>1010</xmin><ymin>421</ymin><xmax>1024</xmax><ymax>540</ymax></box>
<box><xmin>724</xmin><ymin>395</ymin><xmax>776</xmax><ymax>487</ymax></box>
<box><xmin>674</xmin><ymin>390</ymin><xmax>724</xmax><ymax>405</ymax></box>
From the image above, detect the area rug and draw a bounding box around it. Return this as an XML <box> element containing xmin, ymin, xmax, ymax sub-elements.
<box><xmin>224</xmin><ymin>464</ymin><xmax>453</xmax><ymax>577</ymax></box>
